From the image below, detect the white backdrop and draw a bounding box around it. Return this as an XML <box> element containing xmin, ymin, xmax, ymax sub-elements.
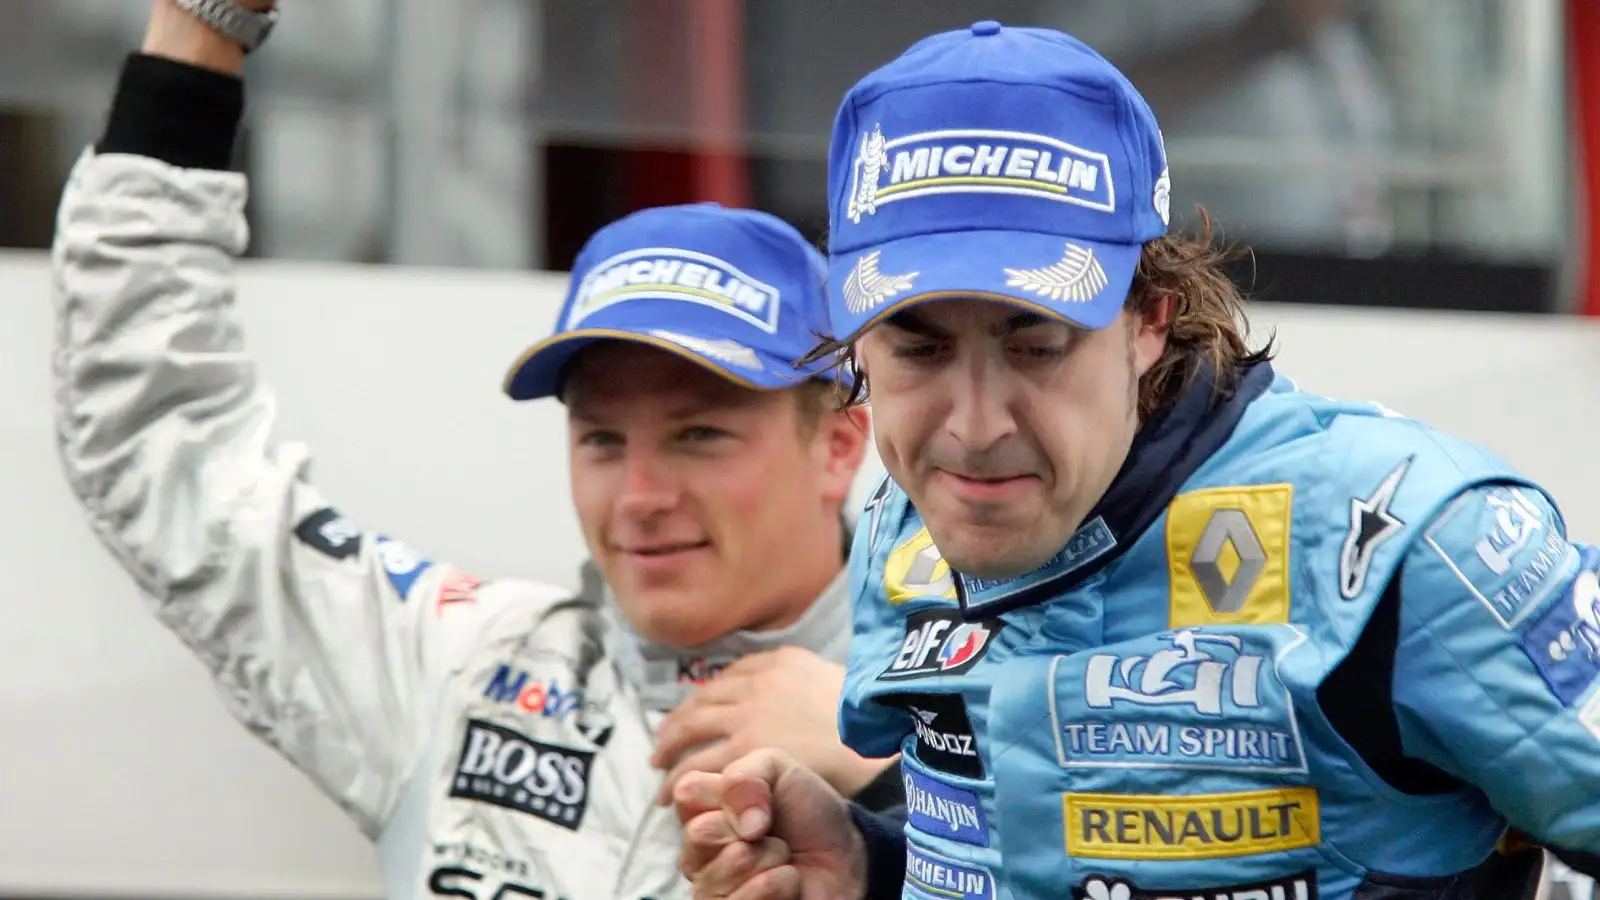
<box><xmin>2</xmin><ymin>248</ymin><xmax>1599</xmax><ymax>898</ymax></box>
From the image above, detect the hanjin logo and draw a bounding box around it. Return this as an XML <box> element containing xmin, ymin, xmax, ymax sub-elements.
<box><xmin>449</xmin><ymin>719</ymin><xmax>595</xmax><ymax>830</ymax></box>
<box><xmin>903</xmin><ymin>765</ymin><xmax>988</xmax><ymax>846</ymax></box>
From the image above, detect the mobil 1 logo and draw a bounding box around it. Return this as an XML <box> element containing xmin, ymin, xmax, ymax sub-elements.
<box><xmin>880</xmin><ymin>608</ymin><xmax>1002</xmax><ymax>681</ymax></box>
<box><xmin>450</xmin><ymin>719</ymin><xmax>595</xmax><ymax>830</ymax></box>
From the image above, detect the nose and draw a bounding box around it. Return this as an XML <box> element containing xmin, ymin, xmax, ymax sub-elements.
<box><xmin>944</xmin><ymin>351</ymin><xmax>1018</xmax><ymax>451</ymax></box>
<box><xmin>614</xmin><ymin>447</ymin><xmax>679</xmax><ymax>519</ymax></box>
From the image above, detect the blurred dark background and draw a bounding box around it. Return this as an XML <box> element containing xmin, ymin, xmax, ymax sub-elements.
<box><xmin>0</xmin><ymin>0</ymin><xmax>1591</xmax><ymax>315</ymax></box>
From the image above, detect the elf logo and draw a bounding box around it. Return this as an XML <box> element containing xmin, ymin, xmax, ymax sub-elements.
<box><xmin>880</xmin><ymin>609</ymin><xmax>1002</xmax><ymax>681</ymax></box>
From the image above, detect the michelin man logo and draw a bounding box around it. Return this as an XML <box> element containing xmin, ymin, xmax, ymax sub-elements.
<box><xmin>1003</xmin><ymin>243</ymin><xmax>1109</xmax><ymax>304</ymax></box>
<box><xmin>1153</xmin><ymin>167</ymin><xmax>1171</xmax><ymax>226</ymax></box>
<box><xmin>844</xmin><ymin>123</ymin><xmax>1116</xmax><ymax>225</ymax></box>
<box><xmin>1152</xmin><ymin>125</ymin><xmax>1171</xmax><ymax>227</ymax></box>
<box><xmin>847</xmin><ymin>124</ymin><xmax>889</xmax><ymax>223</ymax></box>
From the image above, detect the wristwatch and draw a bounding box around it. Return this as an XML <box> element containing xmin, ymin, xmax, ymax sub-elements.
<box><xmin>170</xmin><ymin>0</ymin><xmax>279</xmax><ymax>53</ymax></box>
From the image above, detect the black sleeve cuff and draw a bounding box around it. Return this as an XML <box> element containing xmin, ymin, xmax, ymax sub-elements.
<box><xmin>849</xmin><ymin>759</ymin><xmax>905</xmax><ymax>813</ymax></box>
<box><xmin>849</xmin><ymin>802</ymin><xmax>907</xmax><ymax>900</ymax></box>
<box><xmin>97</xmin><ymin>53</ymin><xmax>244</xmax><ymax>171</ymax></box>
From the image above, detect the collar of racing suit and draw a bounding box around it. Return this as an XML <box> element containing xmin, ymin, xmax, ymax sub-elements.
<box><xmin>576</xmin><ymin>554</ymin><xmax>853</xmax><ymax>713</ymax></box>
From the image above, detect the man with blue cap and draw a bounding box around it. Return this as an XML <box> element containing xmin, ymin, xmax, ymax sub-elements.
<box><xmin>48</xmin><ymin>3</ymin><xmax>900</xmax><ymax>898</ymax></box>
<box><xmin>675</xmin><ymin>20</ymin><xmax>1600</xmax><ymax>900</ymax></box>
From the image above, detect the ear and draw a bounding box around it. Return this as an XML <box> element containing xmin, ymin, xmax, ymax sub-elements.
<box><xmin>814</xmin><ymin>405</ymin><xmax>872</xmax><ymax>506</ymax></box>
<box><xmin>1131</xmin><ymin>292</ymin><xmax>1173</xmax><ymax>378</ymax></box>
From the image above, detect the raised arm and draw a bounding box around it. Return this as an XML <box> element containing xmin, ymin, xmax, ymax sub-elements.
<box><xmin>52</xmin><ymin>1</ymin><xmax>565</xmax><ymax>835</ymax></box>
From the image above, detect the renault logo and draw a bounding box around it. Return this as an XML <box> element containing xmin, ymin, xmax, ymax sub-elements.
<box><xmin>884</xmin><ymin>526</ymin><xmax>957</xmax><ymax>605</ymax></box>
<box><xmin>1190</xmin><ymin>509</ymin><xmax>1267</xmax><ymax>615</ymax></box>
<box><xmin>1165</xmin><ymin>483</ymin><xmax>1292</xmax><ymax>628</ymax></box>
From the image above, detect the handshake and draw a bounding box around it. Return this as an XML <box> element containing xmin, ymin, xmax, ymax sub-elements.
<box><xmin>673</xmin><ymin>749</ymin><xmax>871</xmax><ymax>900</ymax></box>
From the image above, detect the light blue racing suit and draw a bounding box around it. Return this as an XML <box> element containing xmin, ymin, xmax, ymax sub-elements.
<box><xmin>841</xmin><ymin>362</ymin><xmax>1600</xmax><ymax>900</ymax></box>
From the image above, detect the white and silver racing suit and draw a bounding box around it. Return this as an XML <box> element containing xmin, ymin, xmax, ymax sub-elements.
<box><xmin>49</xmin><ymin>53</ymin><xmax>884</xmax><ymax>900</ymax></box>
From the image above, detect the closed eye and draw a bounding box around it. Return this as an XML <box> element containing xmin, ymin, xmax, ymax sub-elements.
<box><xmin>890</xmin><ymin>342</ymin><xmax>943</xmax><ymax>360</ymax></box>
<box><xmin>678</xmin><ymin>425</ymin><xmax>733</xmax><ymax>442</ymax></box>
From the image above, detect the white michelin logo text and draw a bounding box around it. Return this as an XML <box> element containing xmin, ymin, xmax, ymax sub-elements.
<box><xmin>842</xmin><ymin>250</ymin><xmax>920</xmax><ymax>314</ymax></box>
<box><xmin>846</xmin><ymin>124</ymin><xmax>1116</xmax><ymax>224</ymax></box>
<box><xmin>1003</xmin><ymin>243</ymin><xmax>1109</xmax><ymax>304</ymax></box>
<box><xmin>566</xmin><ymin>247</ymin><xmax>782</xmax><ymax>334</ymax></box>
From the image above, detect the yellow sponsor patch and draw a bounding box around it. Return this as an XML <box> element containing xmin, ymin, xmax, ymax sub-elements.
<box><xmin>1063</xmin><ymin>788</ymin><xmax>1320</xmax><ymax>860</ymax></box>
<box><xmin>1166</xmin><ymin>484</ymin><xmax>1294</xmax><ymax>628</ymax></box>
<box><xmin>883</xmin><ymin>526</ymin><xmax>957</xmax><ymax>605</ymax></box>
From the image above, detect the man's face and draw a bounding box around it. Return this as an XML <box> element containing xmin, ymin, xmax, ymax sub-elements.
<box><xmin>564</xmin><ymin>343</ymin><xmax>867</xmax><ymax>647</ymax></box>
<box><xmin>858</xmin><ymin>299</ymin><xmax>1167</xmax><ymax>580</ymax></box>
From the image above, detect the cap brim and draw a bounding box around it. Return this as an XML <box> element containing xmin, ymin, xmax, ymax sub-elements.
<box><xmin>827</xmin><ymin>229</ymin><xmax>1142</xmax><ymax>343</ymax></box>
<box><xmin>503</xmin><ymin>327</ymin><xmax>827</xmax><ymax>401</ymax></box>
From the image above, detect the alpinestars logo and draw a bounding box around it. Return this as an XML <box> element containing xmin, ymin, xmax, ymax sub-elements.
<box><xmin>880</xmin><ymin>609</ymin><xmax>1002</xmax><ymax>681</ymax></box>
<box><xmin>449</xmin><ymin>719</ymin><xmax>595</xmax><ymax>830</ymax></box>
<box><xmin>1339</xmin><ymin>456</ymin><xmax>1411</xmax><ymax>600</ymax></box>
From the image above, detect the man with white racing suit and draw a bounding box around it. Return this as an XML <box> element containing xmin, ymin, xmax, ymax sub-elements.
<box><xmin>49</xmin><ymin>3</ymin><xmax>901</xmax><ymax>898</ymax></box>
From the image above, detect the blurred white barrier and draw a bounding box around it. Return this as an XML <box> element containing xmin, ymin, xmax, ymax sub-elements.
<box><xmin>2</xmin><ymin>248</ymin><xmax>1599</xmax><ymax>898</ymax></box>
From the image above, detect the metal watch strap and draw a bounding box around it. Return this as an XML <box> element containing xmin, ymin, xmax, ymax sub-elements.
<box><xmin>170</xmin><ymin>0</ymin><xmax>279</xmax><ymax>53</ymax></box>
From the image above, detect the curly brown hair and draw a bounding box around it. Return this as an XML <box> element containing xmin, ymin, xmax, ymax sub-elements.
<box><xmin>799</xmin><ymin>205</ymin><xmax>1275</xmax><ymax>420</ymax></box>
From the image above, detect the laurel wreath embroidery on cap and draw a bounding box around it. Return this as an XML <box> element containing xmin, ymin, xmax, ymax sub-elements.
<box><xmin>648</xmin><ymin>330</ymin><xmax>764</xmax><ymax>371</ymax></box>
<box><xmin>842</xmin><ymin>250</ymin><xmax>920</xmax><ymax>314</ymax></box>
<box><xmin>1003</xmin><ymin>242</ymin><xmax>1109</xmax><ymax>303</ymax></box>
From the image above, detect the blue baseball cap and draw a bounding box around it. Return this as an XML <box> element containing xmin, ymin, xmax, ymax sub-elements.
<box><xmin>504</xmin><ymin>202</ymin><xmax>846</xmax><ymax>400</ymax></box>
<box><xmin>824</xmin><ymin>21</ymin><xmax>1171</xmax><ymax>342</ymax></box>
